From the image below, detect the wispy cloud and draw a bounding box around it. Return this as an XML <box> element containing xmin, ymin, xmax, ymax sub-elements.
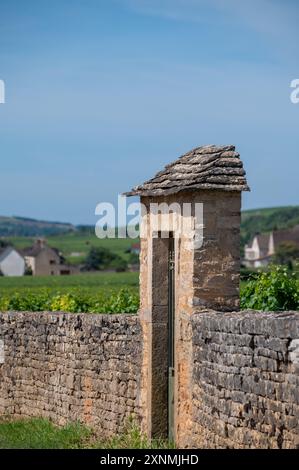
<box><xmin>122</xmin><ymin>0</ymin><xmax>231</xmax><ymax>24</ymax></box>
<box><xmin>123</xmin><ymin>0</ymin><xmax>299</xmax><ymax>61</ymax></box>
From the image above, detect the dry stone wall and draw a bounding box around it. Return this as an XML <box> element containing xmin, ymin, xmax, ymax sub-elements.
<box><xmin>191</xmin><ymin>310</ymin><xmax>299</xmax><ymax>449</ymax></box>
<box><xmin>1</xmin><ymin>309</ymin><xmax>299</xmax><ymax>448</ymax></box>
<box><xmin>0</xmin><ymin>311</ymin><xmax>142</xmax><ymax>437</ymax></box>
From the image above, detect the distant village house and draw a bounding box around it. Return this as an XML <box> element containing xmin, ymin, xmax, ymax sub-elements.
<box><xmin>244</xmin><ymin>225</ymin><xmax>299</xmax><ymax>268</ymax></box>
<box><xmin>0</xmin><ymin>246</ymin><xmax>25</xmax><ymax>276</ymax></box>
<box><xmin>22</xmin><ymin>239</ymin><xmax>77</xmax><ymax>276</ymax></box>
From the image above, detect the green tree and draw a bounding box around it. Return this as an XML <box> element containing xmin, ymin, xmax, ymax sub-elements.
<box><xmin>84</xmin><ymin>247</ymin><xmax>127</xmax><ymax>272</ymax></box>
<box><xmin>274</xmin><ymin>242</ymin><xmax>299</xmax><ymax>269</ymax></box>
<box><xmin>0</xmin><ymin>239</ymin><xmax>9</xmax><ymax>248</ymax></box>
<box><xmin>128</xmin><ymin>252</ymin><xmax>140</xmax><ymax>265</ymax></box>
<box><xmin>110</xmin><ymin>257</ymin><xmax>128</xmax><ymax>272</ymax></box>
<box><xmin>240</xmin><ymin>265</ymin><xmax>299</xmax><ymax>311</ymax></box>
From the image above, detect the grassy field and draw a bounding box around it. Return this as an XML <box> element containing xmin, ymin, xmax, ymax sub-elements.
<box><xmin>7</xmin><ymin>233</ymin><xmax>139</xmax><ymax>265</ymax></box>
<box><xmin>0</xmin><ymin>271</ymin><xmax>139</xmax><ymax>294</ymax></box>
<box><xmin>0</xmin><ymin>418</ymin><xmax>172</xmax><ymax>449</ymax></box>
<box><xmin>0</xmin><ymin>272</ymin><xmax>140</xmax><ymax>314</ymax></box>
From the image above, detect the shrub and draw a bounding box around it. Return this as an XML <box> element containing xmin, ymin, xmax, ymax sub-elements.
<box><xmin>0</xmin><ymin>288</ymin><xmax>139</xmax><ymax>314</ymax></box>
<box><xmin>128</xmin><ymin>252</ymin><xmax>140</xmax><ymax>265</ymax></box>
<box><xmin>274</xmin><ymin>241</ymin><xmax>299</xmax><ymax>269</ymax></box>
<box><xmin>1</xmin><ymin>289</ymin><xmax>52</xmax><ymax>312</ymax></box>
<box><xmin>50</xmin><ymin>293</ymin><xmax>79</xmax><ymax>312</ymax></box>
<box><xmin>240</xmin><ymin>267</ymin><xmax>258</xmax><ymax>281</ymax></box>
<box><xmin>94</xmin><ymin>289</ymin><xmax>139</xmax><ymax>314</ymax></box>
<box><xmin>84</xmin><ymin>247</ymin><xmax>127</xmax><ymax>272</ymax></box>
<box><xmin>240</xmin><ymin>265</ymin><xmax>299</xmax><ymax>311</ymax></box>
<box><xmin>110</xmin><ymin>257</ymin><xmax>128</xmax><ymax>272</ymax></box>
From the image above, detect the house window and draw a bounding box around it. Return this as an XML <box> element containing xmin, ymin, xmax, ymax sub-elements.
<box><xmin>50</xmin><ymin>260</ymin><xmax>56</xmax><ymax>265</ymax></box>
<box><xmin>245</xmin><ymin>250</ymin><xmax>256</xmax><ymax>260</ymax></box>
<box><xmin>60</xmin><ymin>270</ymin><xmax>70</xmax><ymax>275</ymax></box>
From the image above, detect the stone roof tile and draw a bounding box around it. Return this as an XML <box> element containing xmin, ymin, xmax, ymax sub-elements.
<box><xmin>125</xmin><ymin>144</ymin><xmax>250</xmax><ymax>197</ymax></box>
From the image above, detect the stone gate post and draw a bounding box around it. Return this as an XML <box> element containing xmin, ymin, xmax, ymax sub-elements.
<box><xmin>125</xmin><ymin>144</ymin><xmax>249</xmax><ymax>445</ymax></box>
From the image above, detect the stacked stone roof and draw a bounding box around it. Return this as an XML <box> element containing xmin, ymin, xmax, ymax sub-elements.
<box><xmin>125</xmin><ymin>145</ymin><xmax>250</xmax><ymax>197</ymax></box>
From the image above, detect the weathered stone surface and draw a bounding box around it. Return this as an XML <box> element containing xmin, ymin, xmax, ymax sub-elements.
<box><xmin>191</xmin><ymin>311</ymin><xmax>299</xmax><ymax>449</ymax></box>
<box><xmin>125</xmin><ymin>145</ymin><xmax>249</xmax><ymax>196</ymax></box>
<box><xmin>1</xmin><ymin>309</ymin><xmax>299</xmax><ymax>449</ymax></box>
<box><xmin>0</xmin><ymin>339</ymin><xmax>4</xmax><ymax>364</ymax></box>
<box><xmin>0</xmin><ymin>311</ymin><xmax>142</xmax><ymax>437</ymax></box>
<box><xmin>289</xmin><ymin>339</ymin><xmax>299</xmax><ymax>365</ymax></box>
<box><xmin>138</xmin><ymin>190</ymin><xmax>242</xmax><ymax>445</ymax></box>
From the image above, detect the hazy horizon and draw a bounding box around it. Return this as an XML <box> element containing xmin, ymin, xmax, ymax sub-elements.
<box><xmin>1</xmin><ymin>203</ymin><xmax>299</xmax><ymax>228</ymax></box>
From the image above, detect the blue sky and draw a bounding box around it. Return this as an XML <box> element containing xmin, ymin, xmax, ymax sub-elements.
<box><xmin>0</xmin><ymin>0</ymin><xmax>298</xmax><ymax>224</ymax></box>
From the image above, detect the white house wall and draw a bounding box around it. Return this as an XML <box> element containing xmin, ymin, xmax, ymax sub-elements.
<box><xmin>268</xmin><ymin>232</ymin><xmax>275</xmax><ymax>256</ymax></box>
<box><xmin>0</xmin><ymin>250</ymin><xmax>25</xmax><ymax>276</ymax></box>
